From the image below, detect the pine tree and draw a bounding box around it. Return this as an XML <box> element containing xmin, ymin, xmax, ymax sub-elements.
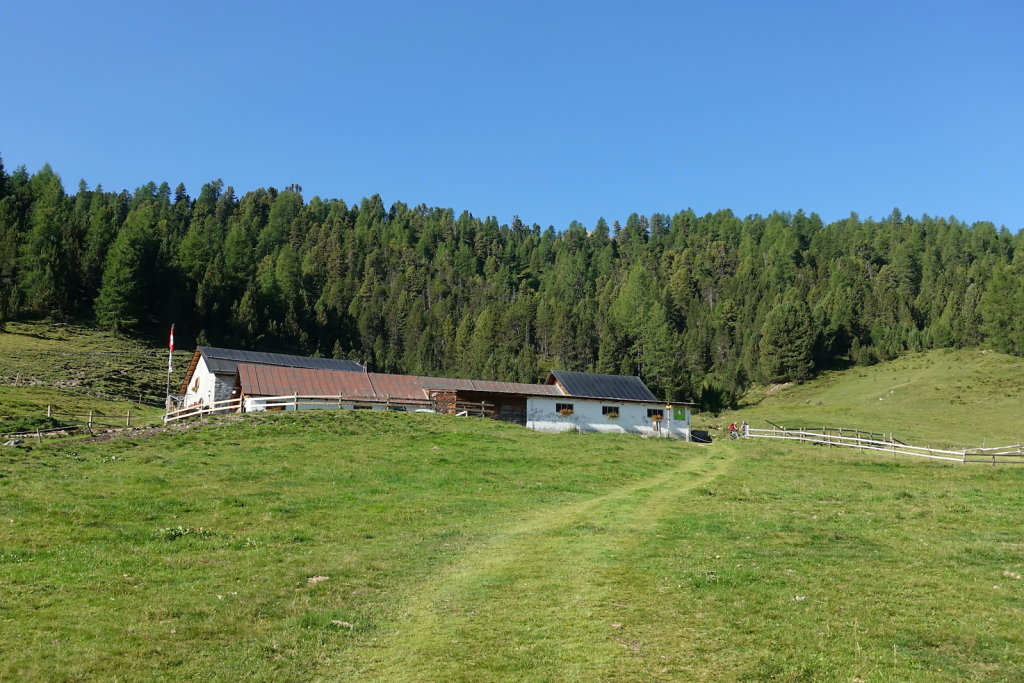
<box><xmin>94</xmin><ymin>205</ymin><xmax>158</xmax><ymax>331</ymax></box>
<box><xmin>758</xmin><ymin>297</ymin><xmax>814</xmax><ymax>383</ymax></box>
<box><xmin>980</xmin><ymin>264</ymin><xmax>1024</xmax><ymax>355</ymax></box>
<box><xmin>20</xmin><ymin>164</ymin><xmax>69</xmax><ymax>314</ymax></box>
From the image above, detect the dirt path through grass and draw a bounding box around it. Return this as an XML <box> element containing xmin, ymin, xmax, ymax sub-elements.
<box><xmin>358</xmin><ymin>451</ymin><xmax>735</xmax><ymax>681</ymax></box>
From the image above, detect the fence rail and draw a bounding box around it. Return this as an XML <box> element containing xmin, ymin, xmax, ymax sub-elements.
<box><xmin>746</xmin><ymin>425</ymin><xmax>1023</xmax><ymax>465</ymax></box>
<box><xmin>162</xmin><ymin>394</ymin><xmax>496</xmax><ymax>424</ymax></box>
<box><xmin>2</xmin><ymin>425</ymin><xmax>81</xmax><ymax>440</ymax></box>
<box><xmin>164</xmin><ymin>397</ymin><xmax>244</xmax><ymax>423</ymax></box>
<box><xmin>2</xmin><ymin>405</ymin><xmax>137</xmax><ymax>439</ymax></box>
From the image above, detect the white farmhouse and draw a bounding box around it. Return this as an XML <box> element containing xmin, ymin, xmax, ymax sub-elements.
<box><xmin>527</xmin><ymin>370</ymin><xmax>692</xmax><ymax>440</ymax></box>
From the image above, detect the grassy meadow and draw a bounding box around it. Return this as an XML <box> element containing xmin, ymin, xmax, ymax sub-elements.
<box><xmin>2</xmin><ymin>323</ymin><xmax>1023</xmax><ymax>680</ymax></box>
<box><xmin>1</xmin><ymin>408</ymin><xmax>1023</xmax><ymax>681</ymax></box>
<box><xmin>0</xmin><ymin>321</ymin><xmax>173</xmax><ymax>431</ymax></box>
<box><xmin>717</xmin><ymin>348</ymin><xmax>1024</xmax><ymax>448</ymax></box>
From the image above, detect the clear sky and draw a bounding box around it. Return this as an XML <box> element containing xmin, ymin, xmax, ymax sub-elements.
<box><xmin>2</xmin><ymin>0</ymin><xmax>1022</xmax><ymax>231</ymax></box>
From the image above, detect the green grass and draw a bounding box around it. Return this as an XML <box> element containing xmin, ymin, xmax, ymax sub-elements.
<box><xmin>0</xmin><ymin>320</ymin><xmax>172</xmax><ymax>429</ymax></box>
<box><xmin>717</xmin><ymin>348</ymin><xmax>1024</xmax><ymax>448</ymax></box>
<box><xmin>2</xmin><ymin>409</ymin><xmax>1023</xmax><ymax>680</ymax></box>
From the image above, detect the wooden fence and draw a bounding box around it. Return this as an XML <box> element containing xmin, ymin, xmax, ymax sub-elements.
<box><xmin>2</xmin><ymin>406</ymin><xmax>137</xmax><ymax>440</ymax></box>
<box><xmin>745</xmin><ymin>425</ymin><xmax>1024</xmax><ymax>464</ymax></box>
<box><xmin>164</xmin><ymin>397</ymin><xmax>244</xmax><ymax>423</ymax></box>
<box><xmin>2</xmin><ymin>425</ymin><xmax>80</xmax><ymax>441</ymax></box>
<box><xmin>163</xmin><ymin>394</ymin><xmax>495</xmax><ymax>424</ymax></box>
<box><xmin>44</xmin><ymin>405</ymin><xmax>136</xmax><ymax>428</ymax></box>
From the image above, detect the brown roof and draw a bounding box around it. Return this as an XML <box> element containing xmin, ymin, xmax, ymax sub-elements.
<box><xmin>235</xmin><ymin>364</ymin><xmax>565</xmax><ymax>400</ymax></box>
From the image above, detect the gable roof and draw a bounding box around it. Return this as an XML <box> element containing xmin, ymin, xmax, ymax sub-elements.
<box><xmin>198</xmin><ymin>346</ymin><xmax>364</xmax><ymax>374</ymax></box>
<box><xmin>546</xmin><ymin>369</ymin><xmax>659</xmax><ymax>402</ymax></box>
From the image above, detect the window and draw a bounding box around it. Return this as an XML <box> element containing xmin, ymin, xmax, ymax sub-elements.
<box><xmin>647</xmin><ymin>408</ymin><xmax>664</xmax><ymax>419</ymax></box>
<box><xmin>555</xmin><ymin>403</ymin><xmax>574</xmax><ymax>416</ymax></box>
<box><xmin>602</xmin><ymin>406</ymin><xmax>620</xmax><ymax>416</ymax></box>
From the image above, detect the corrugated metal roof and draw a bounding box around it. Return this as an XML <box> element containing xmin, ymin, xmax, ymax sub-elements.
<box><xmin>199</xmin><ymin>346</ymin><xmax>364</xmax><ymax>375</ymax></box>
<box><xmin>237</xmin><ymin>364</ymin><xmax>376</xmax><ymax>398</ymax></box>
<box><xmin>547</xmin><ymin>369</ymin><xmax>659</xmax><ymax>401</ymax></box>
<box><xmin>236</xmin><ymin>365</ymin><xmax>565</xmax><ymax>400</ymax></box>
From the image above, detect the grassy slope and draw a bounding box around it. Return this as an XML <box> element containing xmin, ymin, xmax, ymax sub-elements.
<box><xmin>2</xmin><ymin>410</ymin><xmax>1023</xmax><ymax>681</ymax></box>
<box><xmin>0</xmin><ymin>321</ymin><xmax>173</xmax><ymax>428</ymax></box>
<box><xmin>718</xmin><ymin>348</ymin><xmax>1024</xmax><ymax>448</ymax></box>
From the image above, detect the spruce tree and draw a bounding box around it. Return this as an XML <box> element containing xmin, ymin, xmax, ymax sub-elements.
<box><xmin>758</xmin><ymin>298</ymin><xmax>814</xmax><ymax>383</ymax></box>
<box><xmin>94</xmin><ymin>206</ymin><xmax>157</xmax><ymax>331</ymax></box>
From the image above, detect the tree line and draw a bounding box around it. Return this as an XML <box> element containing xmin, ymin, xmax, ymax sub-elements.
<box><xmin>1</xmin><ymin>160</ymin><xmax>1022</xmax><ymax>408</ymax></box>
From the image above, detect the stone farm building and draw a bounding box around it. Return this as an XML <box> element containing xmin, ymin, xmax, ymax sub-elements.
<box><xmin>177</xmin><ymin>346</ymin><xmax>695</xmax><ymax>440</ymax></box>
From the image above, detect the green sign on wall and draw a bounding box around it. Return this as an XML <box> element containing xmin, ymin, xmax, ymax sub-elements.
<box><xmin>673</xmin><ymin>406</ymin><xmax>687</xmax><ymax>420</ymax></box>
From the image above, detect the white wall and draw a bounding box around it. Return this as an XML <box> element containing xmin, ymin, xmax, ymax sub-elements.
<box><xmin>183</xmin><ymin>357</ymin><xmax>234</xmax><ymax>407</ymax></box>
<box><xmin>237</xmin><ymin>392</ymin><xmax>691</xmax><ymax>440</ymax></box>
<box><xmin>243</xmin><ymin>396</ymin><xmax>415</xmax><ymax>412</ymax></box>
<box><xmin>525</xmin><ymin>397</ymin><xmax>690</xmax><ymax>440</ymax></box>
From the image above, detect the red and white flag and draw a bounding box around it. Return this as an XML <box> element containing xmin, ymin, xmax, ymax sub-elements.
<box><xmin>168</xmin><ymin>324</ymin><xmax>175</xmax><ymax>374</ymax></box>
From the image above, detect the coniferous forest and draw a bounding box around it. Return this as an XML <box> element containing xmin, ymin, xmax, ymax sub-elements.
<box><xmin>1</xmin><ymin>160</ymin><xmax>1022</xmax><ymax>408</ymax></box>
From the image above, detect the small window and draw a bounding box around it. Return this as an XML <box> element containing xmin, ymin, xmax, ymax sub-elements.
<box><xmin>555</xmin><ymin>403</ymin><xmax>574</xmax><ymax>416</ymax></box>
<box><xmin>602</xmin><ymin>406</ymin><xmax>620</xmax><ymax>416</ymax></box>
<box><xmin>386</xmin><ymin>406</ymin><xmax>407</xmax><ymax>412</ymax></box>
<box><xmin>647</xmin><ymin>408</ymin><xmax>664</xmax><ymax>419</ymax></box>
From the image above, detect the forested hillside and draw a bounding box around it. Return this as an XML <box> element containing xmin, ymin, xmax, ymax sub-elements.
<box><xmin>1</xmin><ymin>160</ymin><xmax>1022</xmax><ymax>407</ymax></box>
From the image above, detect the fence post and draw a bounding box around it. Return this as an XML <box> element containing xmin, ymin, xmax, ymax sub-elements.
<box><xmin>47</xmin><ymin>405</ymin><xmax>52</xmax><ymax>417</ymax></box>
<box><xmin>126</xmin><ymin>410</ymin><xmax>131</xmax><ymax>427</ymax></box>
<box><xmin>88</xmin><ymin>410</ymin><xmax>93</xmax><ymax>431</ymax></box>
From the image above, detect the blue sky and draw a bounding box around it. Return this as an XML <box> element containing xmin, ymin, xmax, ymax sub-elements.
<box><xmin>3</xmin><ymin>0</ymin><xmax>1022</xmax><ymax>230</ymax></box>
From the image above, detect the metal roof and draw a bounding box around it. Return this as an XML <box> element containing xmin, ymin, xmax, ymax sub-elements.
<box><xmin>198</xmin><ymin>346</ymin><xmax>364</xmax><ymax>375</ymax></box>
<box><xmin>546</xmin><ymin>369</ymin><xmax>659</xmax><ymax>402</ymax></box>
<box><xmin>236</xmin><ymin>365</ymin><xmax>565</xmax><ymax>400</ymax></box>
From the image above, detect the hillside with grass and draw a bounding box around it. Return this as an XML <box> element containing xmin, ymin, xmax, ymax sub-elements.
<box><xmin>0</xmin><ymin>321</ymin><xmax>176</xmax><ymax>431</ymax></box>
<box><xmin>2</xmin><ymin>405</ymin><xmax>1024</xmax><ymax>680</ymax></box>
<box><xmin>717</xmin><ymin>348</ymin><xmax>1024</xmax><ymax>448</ymax></box>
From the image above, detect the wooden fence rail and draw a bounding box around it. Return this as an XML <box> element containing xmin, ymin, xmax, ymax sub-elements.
<box><xmin>164</xmin><ymin>397</ymin><xmax>244</xmax><ymax>423</ymax></box>
<box><xmin>2</xmin><ymin>425</ymin><xmax>81</xmax><ymax>441</ymax></box>
<box><xmin>745</xmin><ymin>425</ymin><xmax>1024</xmax><ymax>465</ymax></box>
<box><xmin>44</xmin><ymin>405</ymin><xmax>135</xmax><ymax>428</ymax></box>
<box><xmin>162</xmin><ymin>394</ymin><xmax>495</xmax><ymax>424</ymax></box>
<box><xmin>2</xmin><ymin>406</ymin><xmax>136</xmax><ymax>439</ymax></box>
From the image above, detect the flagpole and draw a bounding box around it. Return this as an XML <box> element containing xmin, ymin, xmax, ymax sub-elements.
<box><xmin>166</xmin><ymin>324</ymin><xmax>175</xmax><ymax>410</ymax></box>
